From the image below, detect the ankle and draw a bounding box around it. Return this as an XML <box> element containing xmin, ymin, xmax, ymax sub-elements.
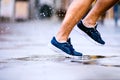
<box><xmin>82</xmin><ymin>20</ymin><xmax>97</xmax><ymax>28</ymax></box>
<box><xmin>55</xmin><ymin>36</ymin><xmax>67</xmax><ymax>43</ymax></box>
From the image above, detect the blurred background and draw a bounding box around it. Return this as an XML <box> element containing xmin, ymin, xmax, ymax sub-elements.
<box><xmin>0</xmin><ymin>0</ymin><xmax>120</xmax><ymax>26</ymax></box>
<box><xmin>0</xmin><ymin>1</ymin><xmax>120</xmax><ymax>80</ymax></box>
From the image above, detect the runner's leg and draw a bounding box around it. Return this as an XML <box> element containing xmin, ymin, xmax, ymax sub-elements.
<box><xmin>56</xmin><ymin>0</ymin><xmax>94</xmax><ymax>42</ymax></box>
<box><xmin>82</xmin><ymin>0</ymin><xmax>119</xmax><ymax>27</ymax></box>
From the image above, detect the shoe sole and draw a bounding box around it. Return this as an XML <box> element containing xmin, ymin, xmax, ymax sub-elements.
<box><xmin>74</xmin><ymin>25</ymin><xmax>104</xmax><ymax>46</ymax></box>
<box><xmin>48</xmin><ymin>43</ymin><xmax>82</xmax><ymax>59</ymax></box>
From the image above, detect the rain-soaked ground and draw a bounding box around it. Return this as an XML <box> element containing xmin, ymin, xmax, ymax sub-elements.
<box><xmin>0</xmin><ymin>20</ymin><xmax>120</xmax><ymax>80</ymax></box>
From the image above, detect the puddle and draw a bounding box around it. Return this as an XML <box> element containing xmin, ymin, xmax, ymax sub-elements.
<box><xmin>1</xmin><ymin>55</ymin><xmax>120</xmax><ymax>68</ymax></box>
<box><xmin>71</xmin><ymin>55</ymin><xmax>120</xmax><ymax>68</ymax></box>
<box><xmin>7</xmin><ymin>55</ymin><xmax>66</xmax><ymax>62</ymax></box>
<box><xmin>100</xmin><ymin>64</ymin><xmax>120</xmax><ymax>67</ymax></box>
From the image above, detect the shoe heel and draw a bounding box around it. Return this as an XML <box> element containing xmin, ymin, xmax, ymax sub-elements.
<box><xmin>74</xmin><ymin>25</ymin><xmax>85</xmax><ymax>35</ymax></box>
<box><xmin>48</xmin><ymin>43</ymin><xmax>63</xmax><ymax>53</ymax></box>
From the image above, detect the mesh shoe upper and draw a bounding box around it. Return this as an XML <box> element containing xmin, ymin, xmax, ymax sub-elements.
<box><xmin>51</xmin><ymin>37</ymin><xmax>83</xmax><ymax>56</ymax></box>
<box><xmin>77</xmin><ymin>21</ymin><xmax>105</xmax><ymax>45</ymax></box>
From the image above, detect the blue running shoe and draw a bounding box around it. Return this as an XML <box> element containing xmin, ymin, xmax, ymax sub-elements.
<box><xmin>77</xmin><ymin>21</ymin><xmax>105</xmax><ymax>45</ymax></box>
<box><xmin>49</xmin><ymin>37</ymin><xmax>83</xmax><ymax>57</ymax></box>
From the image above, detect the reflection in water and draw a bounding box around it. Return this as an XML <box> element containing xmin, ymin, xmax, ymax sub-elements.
<box><xmin>70</xmin><ymin>55</ymin><xmax>120</xmax><ymax>68</ymax></box>
<box><xmin>0</xmin><ymin>55</ymin><xmax>120</xmax><ymax>68</ymax></box>
<box><xmin>8</xmin><ymin>55</ymin><xmax>66</xmax><ymax>62</ymax></box>
<box><xmin>101</xmin><ymin>64</ymin><xmax>120</xmax><ymax>68</ymax></box>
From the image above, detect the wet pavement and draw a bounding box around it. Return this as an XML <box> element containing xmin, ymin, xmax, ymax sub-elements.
<box><xmin>0</xmin><ymin>19</ymin><xmax>120</xmax><ymax>80</ymax></box>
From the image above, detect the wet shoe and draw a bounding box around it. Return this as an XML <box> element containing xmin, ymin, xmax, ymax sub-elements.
<box><xmin>77</xmin><ymin>21</ymin><xmax>105</xmax><ymax>45</ymax></box>
<box><xmin>49</xmin><ymin>37</ymin><xmax>83</xmax><ymax>57</ymax></box>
